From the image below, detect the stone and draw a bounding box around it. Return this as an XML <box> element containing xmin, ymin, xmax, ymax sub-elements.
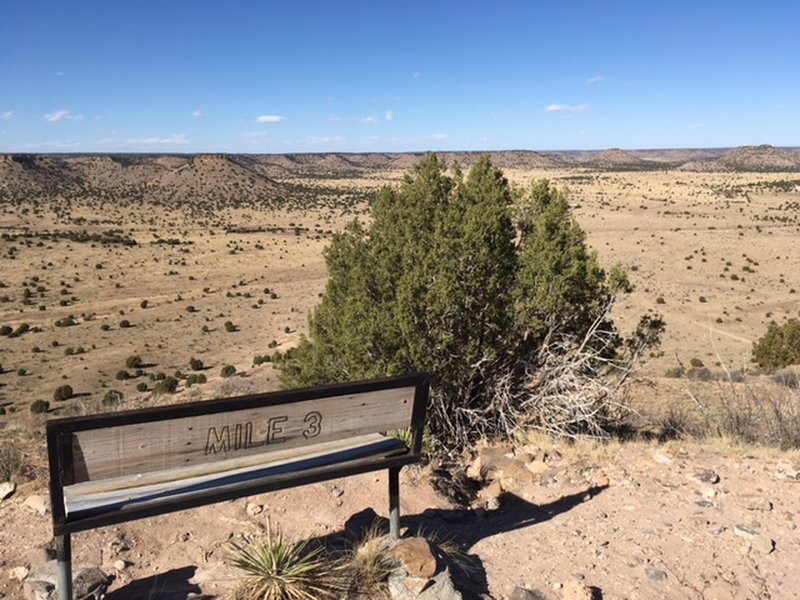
<box><xmin>479</xmin><ymin>479</ymin><xmax>503</xmax><ymax>503</ymax></box>
<box><xmin>733</xmin><ymin>524</ymin><xmax>758</xmax><ymax>540</ymax></box>
<box><xmin>23</xmin><ymin>579</ymin><xmax>55</xmax><ymax>600</ymax></box>
<box><xmin>26</xmin><ymin>561</ymin><xmax>110</xmax><ymax>600</ymax></box>
<box><xmin>742</xmin><ymin>495</ymin><xmax>772</xmax><ymax>512</ymax></box>
<box><xmin>751</xmin><ymin>535</ymin><xmax>775</xmax><ymax>555</ymax></box>
<box><xmin>525</xmin><ymin>460</ymin><xmax>550</xmax><ymax>475</ymax></box>
<box><xmin>24</xmin><ymin>494</ymin><xmax>49</xmax><ymax>516</ymax></box>
<box><xmin>509</xmin><ymin>586</ymin><xmax>548</xmax><ymax>600</ymax></box>
<box><xmin>562</xmin><ymin>580</ymin><xmax>593</xmax><ymax>600</ymax></box>
<box><xmin>689</xmin><ymin>469</ymin><xmax>720</xmax><ymax>485</ymax></box>
<box><xmin>646</xmin><ymin>568</ymin><xmax>668</xmax><ymax>581</ymax></box>
<box><xmin>114</xmin><ymin>559</ymin><xmax>128</xmax><ymax>571</ymax></box>
<box><xmin>388</xmin><ymin>565</ymin><xmax>461</xmax><ymax>600</ymax></box>
<box><xmin>652</xmin><ymin>452</ymin><xmax>673</xmax><ymax>465</ymax></box>
<box><xmin>0</xmin><ymin>480</ymin><xmax>16</xmax><ymax>500</ymax></box>
<box><xmin>10</xmin><ymin>565</ymin><xmax>30</xmax><ymax>581</ymax></box>
<box><xmin>390</xmin><ymin>537</ymin><xmax>437</xmax><ymax>579</ymax></box>
<box><xmin>246</xmin><ymin>502</ymin><xmax>263</xmax><ymax>516</ymax></box>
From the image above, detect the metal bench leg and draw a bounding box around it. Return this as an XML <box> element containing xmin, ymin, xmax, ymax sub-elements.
<box><xmin>389</xmin><ymin>466</ymin><xmax>401</xmax><ymax>539</ymax></box>
<box><xmin>56</xmin><ymin>534</ymin><xmax>72</xmax><ymax>600</ymax></box>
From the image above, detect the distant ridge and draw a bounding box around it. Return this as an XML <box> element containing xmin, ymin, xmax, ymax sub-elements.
<box><xmin>2</xmin><ymin>146</ymin><xmax>800</xmax><ymax>202</ymax></box>
<box><xmin>718</xmin><ymin>145</ymin><xmax>800</xmax><ymax>171</ymax></box>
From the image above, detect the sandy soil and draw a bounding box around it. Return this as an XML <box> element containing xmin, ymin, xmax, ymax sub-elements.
<box><xmin>1</xmin><ymin>440</ymin><xmax>798</xmax><ymax>599</ymax></box>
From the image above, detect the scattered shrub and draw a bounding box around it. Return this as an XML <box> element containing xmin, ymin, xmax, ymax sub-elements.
<box><xmin>186</xmin><ymin>373</ymin><xmax>207</xmax><ymax>386</ymax></box>
<box><xmin>189</xmin><ymin>357</ymin><xmax>204</xmax><ymax>371</ymax></box>
<box><xmin>100</xmin><ymin>323</ymin><xmax>111</xmax><ymax>331</ymax></box>
<box><xmin>224</xmin><ymin>321</ymin><xmax>237</xmax><ymax>332</ymax></box>
<box><xmin>221</xmin><ymin>365</ymin><xmax>236</xmax><ymax>378</ymax></box>
<box><xmin>753</xmin><ymin>319</ymin><xmax>800</xmax><ymax>371</ymax></box>
<box><xmin>136</xmin><ymin>382</ymin><xmax>148</xmax><ymax>392</ymax></box>
<box><xmin>53</xmin><ymin>385</ymin><xmax>74</xmax><ymax>402</ymax></box>
<box><xmin>30</xmin><ymin>400</ymin><xmax>50</xmax><ymax>414</ymax></box>
<box><xmin>103</xmin><ymin>390</ymin><xmax>124</xmax><ymax>406</ymax></box>
<box><xmin>690</xmin><ymin>357</ymin><xmax>705</xmax><ymax>368</ymax></box>
<box><xmin>655</xmin><ymin>296</ymin><xmax>665</xmax><ymax>304</ymax></box>
<box><xmin>119</xmin><ymin>319</ymin><xmax>132</xmax><ymax>328</ymax></box>
<box><xmin>125</xmin><ymin>355</ymin><xmax>143</xmax><ymax>369</ymax></box>
<box><xmin>115</xmin><ymin>370</ymin><xmax>131</xmax><ymax>381</ymax></box>
<box><xmin>154</xmin><ymin>376</ymin><xmax>179</xmax><ymax>394</ymax></box>
<box><xmin>0</xmin><ymin>325</ymin><xmax>12</xmax><ymax>336</ymax></box>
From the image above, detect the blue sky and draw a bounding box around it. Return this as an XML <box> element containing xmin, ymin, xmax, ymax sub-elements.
<box><xmin>1</xmin><ymin>1</ymin><xmax>798</xmax><ymax>153</ymax></box>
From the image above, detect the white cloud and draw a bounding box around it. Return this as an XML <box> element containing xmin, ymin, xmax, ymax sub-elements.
<box><xmin>127</xmin><ymin>133</ymin><xmax>190</xmax><ymax>145</ymax></box>
<box><xmin>543</xmin><ymin>104</ymin><xmax>589</xmax><ymax>113</ymax></box>
<box><xmin>384</xmin><ymin>110</ymin><xmax>394</xmax><ymax>121</ymax></box>
<box><xmin>359</xmin><ymin>116</ymin><xmax>378</xmax><ymax>124</ymax></box>
<box><xmin>586</xmin><ymin>75</ymin><xmax>605</xmax><ymax>85</ymax></box>
<box><xmin>429</xmin><ymin>133</ymin><xmax>448</xmax><ymax>140</ymax></box>
<box><xmin>306</xmin><ymin>135</ymin><xmax>343</xmax><ymax>145</ymax></box>
<box><xmin>0</xmin><ymin>111</ymin><xmax>12</xmax><ymax>120</ymax></box>
<box><xmin>44</xmin><ymin>109</ymin><xmax>83</xmax><ymax>122</ymax></box>
<box><xmin>25</xmin><ymin>141</ymin><xmax>81</xmax><ymax>149</ymax></box>
<box><xmin>192</xmin><ymin>109</ymin><xmax>203</xmax><ymax>118</ymax></box>
<box><xmin>256</xmin><ymin>114</ymin><xmax>285</xmax><ymax>123</ymax></box>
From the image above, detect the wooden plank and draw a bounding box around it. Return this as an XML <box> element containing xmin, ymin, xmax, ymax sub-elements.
<box><xmin>71</xmin><ymin>385</ymin><xmax>416</xmax><ymax>483</ymax></box>
<box><xmin>65</xmin><ymin>435</ymin><xmax>408</xmax><ymax>519</ymax></box>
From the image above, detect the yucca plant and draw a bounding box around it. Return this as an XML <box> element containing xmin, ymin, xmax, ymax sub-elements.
<box><xmin>228</xmin><ymin>520</ymin><xmax>341</xmax><ymax>600</ymax></box>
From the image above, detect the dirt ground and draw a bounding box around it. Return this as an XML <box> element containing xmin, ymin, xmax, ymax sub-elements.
<box><xmin>1</xmin><ymin>439</ymin><xmax>798</xmax><ymax>599</ymax></box>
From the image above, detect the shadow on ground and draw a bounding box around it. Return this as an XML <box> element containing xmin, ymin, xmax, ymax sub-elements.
<box><xmin>105</xmin><ymin>565</ymin><xmax>209</xmax><ymax>600</ymax></box>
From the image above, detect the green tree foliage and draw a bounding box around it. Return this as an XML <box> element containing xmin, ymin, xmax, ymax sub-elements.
<box><xmin>753</xmin><ymin>319</ymin><xmax>800</xmax><ymax>371</ymax></box>
<box><xmin>277</xmin><ymin>155</ymin><xmax>659</xmax><ymax>452</ymax></box>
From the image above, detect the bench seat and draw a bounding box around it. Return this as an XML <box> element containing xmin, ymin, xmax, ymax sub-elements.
<box><xmin>62</xmin><ymin>433</ymin><xmax>409</xmax><ymax>531</ymax></box>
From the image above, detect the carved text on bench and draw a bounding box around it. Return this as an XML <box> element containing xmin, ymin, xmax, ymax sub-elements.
<box><xmin>205</xmin><ymin>411</ymin><xmax>323</xmax><ymax>455</ymax></box>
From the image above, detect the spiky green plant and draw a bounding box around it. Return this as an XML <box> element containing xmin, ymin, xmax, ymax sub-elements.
<box><xmin>228</xmin><ymin>521</ymin><xmax>341</xmax><ymax>600</ymax></box>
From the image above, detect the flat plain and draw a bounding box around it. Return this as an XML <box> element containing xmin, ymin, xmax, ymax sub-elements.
<box><xmin>1</xmin><ymin>147</ymin><xmax>800</xmax><ymax>598</ymax></box>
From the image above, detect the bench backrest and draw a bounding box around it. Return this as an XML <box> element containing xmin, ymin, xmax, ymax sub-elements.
<box><xmin>47</xmin><ymin>373</ymin><xmax>430</xmax><ymax>535</ymax></box>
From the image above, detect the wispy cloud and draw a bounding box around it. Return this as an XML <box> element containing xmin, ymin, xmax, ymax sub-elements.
<box><xmin>0</xmin><ymin>111</ymin><xmax>12</xmax><ymax>120</ymax></box>
<box><xmin>429</xmin><ymin>133</ymin><xmax>448</xmax><ymax>140</ymax></box>
<box><xmin>306</xmin><ymin>135</ymin><xmax>343</xmax><ymax>145</ymax></box>
<box><xmin>358</xmin><ymin>116</ymin><xmax>378</xmax><ymax>124</ymax></box>
<box><xmin>384</xmin><ymin>110</ymin><xmax>394</xmax><ymax>121</ymax></box>
<box><xmin>256</xmin><ymin>114</ymin><xmax>285</xmax><ymax>123</ymax></box>
<box><xmin>44</xmin><ymin>109</ymin><xmax>83</xmax><ymax>122</ymax></box>
<box><xmin>413</xmin><ymin>71</ymin><xmax>421</xmax><ymax>79</ymax></box>
<box><xmin>25</xmin><ymin>140</ymin><xmax>81</xmax><ymax>149</ymax></box>
<box><xmin>127</xmin><ymin>133</ymin><xmax>190</xmax><ymax>145</ymax></box>
<box><xmin>586</xmin><ymin>75</ymin><xmax>605</xmax><ymax>85</ymax></box>
<box><xmin>192</xmin><ymin>109</ymin><xmax>203</xmax><ymax>118</ymax></box>
<box><xmin>543</xmin><ymin>103</ymin><xmax>589</xmax><ymax>113</ymax></box>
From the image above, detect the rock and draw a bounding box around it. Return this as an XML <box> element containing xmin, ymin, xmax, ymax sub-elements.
<box><xmin>0</xmin><ymin>480</ymin><xmax>16</xmax><ymax>500</ymax></box>
<box><xmin>562</xmin><ymin>580</ymin><xmax>593</xmax><ymax>600</ymax></box>
<box><xmin>742</xmin><ymin>495</ymin><xmax>772</xmax><ymax>512</ymax></box>
<box><xmin>388</xmin><ymin>565</ymin><xmax>461</xmax><ymax>600</ymax></box>
<box><xmin>114</xmin><ymin>559</ymin><xmax>128</xmax><ymax>571</ymax></box>
<box><xmin>751</xmin><ymin>535</ymin><xmax>775</xmax><ymax>555</ymax></box>
<box><xmin>652</xmin><ymin>452</ymin><xmax>673</xmax><ymax>465</ymax></box>
<box><xmin>525</xmin><ymin>460</ymin><xmax>549</xmax><ymax>476</ymax></box>
<box><xmin>331</xmin><ymin>486</ymin><xmax>344</xmax><ymax>498</ymax></box>
<box><xmin>699</xmin><ymin>486</ymin><xmax>717</xmax><ymax>499</ymax></box>
<box><xmin>689</xmin><ymin>469</ymin><xmax>720</xmax><ymax>485</ymax></box>
<box><xmin>390</xmin><ymin>537</ymin><xmax>437</xmax><ymax>579</ymax></box>
<box><xmin>509</xmin><ymin>586</ymin><xmax>548</xmax><ymax>600</ymax></box>
<box><xmin>733</xmin><ymin>524</ymin><xmax>758</xmax><ymax>540</ymax></box>
<box><xmin>26</xmin><ymin>561</ymin><xmax>110</xmax><ymax>600</ymax></box>
<box><xmin>10</xmin><ymin>565</ymin><xmax>30</xmax><ymax>581</ymax></box>
<box><xmin>479</xmin><ymin>479</ymin><xmax>503</xmax><ymax>508</ymax></box>
<box><xmin>245</xmin><ymin>502</ymin><xmax>263</xmax><ymax>516</ymax></box>
<box><xmin>23</xmin><ymin>579</ymin><xmax>55</xmax><ymax>600</ymax></box>
<box><xmin>24</xmin><ymin>494</ymin><xmax>49</xmax><ymax>516</ymax></box>
<box><xmin>645</xmin><ymin>568</ymin><xmax>668</xmax><ymax>581</ymax></box>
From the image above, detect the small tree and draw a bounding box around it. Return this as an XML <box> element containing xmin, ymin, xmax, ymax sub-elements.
<box><xmin>753</xmin><ymin>319</ymin><xmax>800</xmax><ymax>371</ymax></box>
<box><xmin>277</xmin><ymin>155</ymin><xmax>661</xmax><ymax>453</ymax></box>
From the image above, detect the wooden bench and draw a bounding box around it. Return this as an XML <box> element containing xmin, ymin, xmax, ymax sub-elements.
<box><xmin>47</xmin><ymin>373</ymin><xmax>430</xmax><ymax>599</ymax></box>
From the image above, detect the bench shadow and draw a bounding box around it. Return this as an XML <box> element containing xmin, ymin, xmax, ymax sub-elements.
<box><xmin>105</xmin><ymin>565</ymin><xmax>207</xmax><ymax>600</ymax></box>
<box><xmin>321</xmin><ymin>483</ymin><xmax>608</xmax><ymax>600</ymax></box>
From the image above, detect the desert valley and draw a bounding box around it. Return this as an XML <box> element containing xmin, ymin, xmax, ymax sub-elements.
<box><xmin>1</xmin><ymin>146</ymin><xmax>799</xmax><ymax>599</ymax></box>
